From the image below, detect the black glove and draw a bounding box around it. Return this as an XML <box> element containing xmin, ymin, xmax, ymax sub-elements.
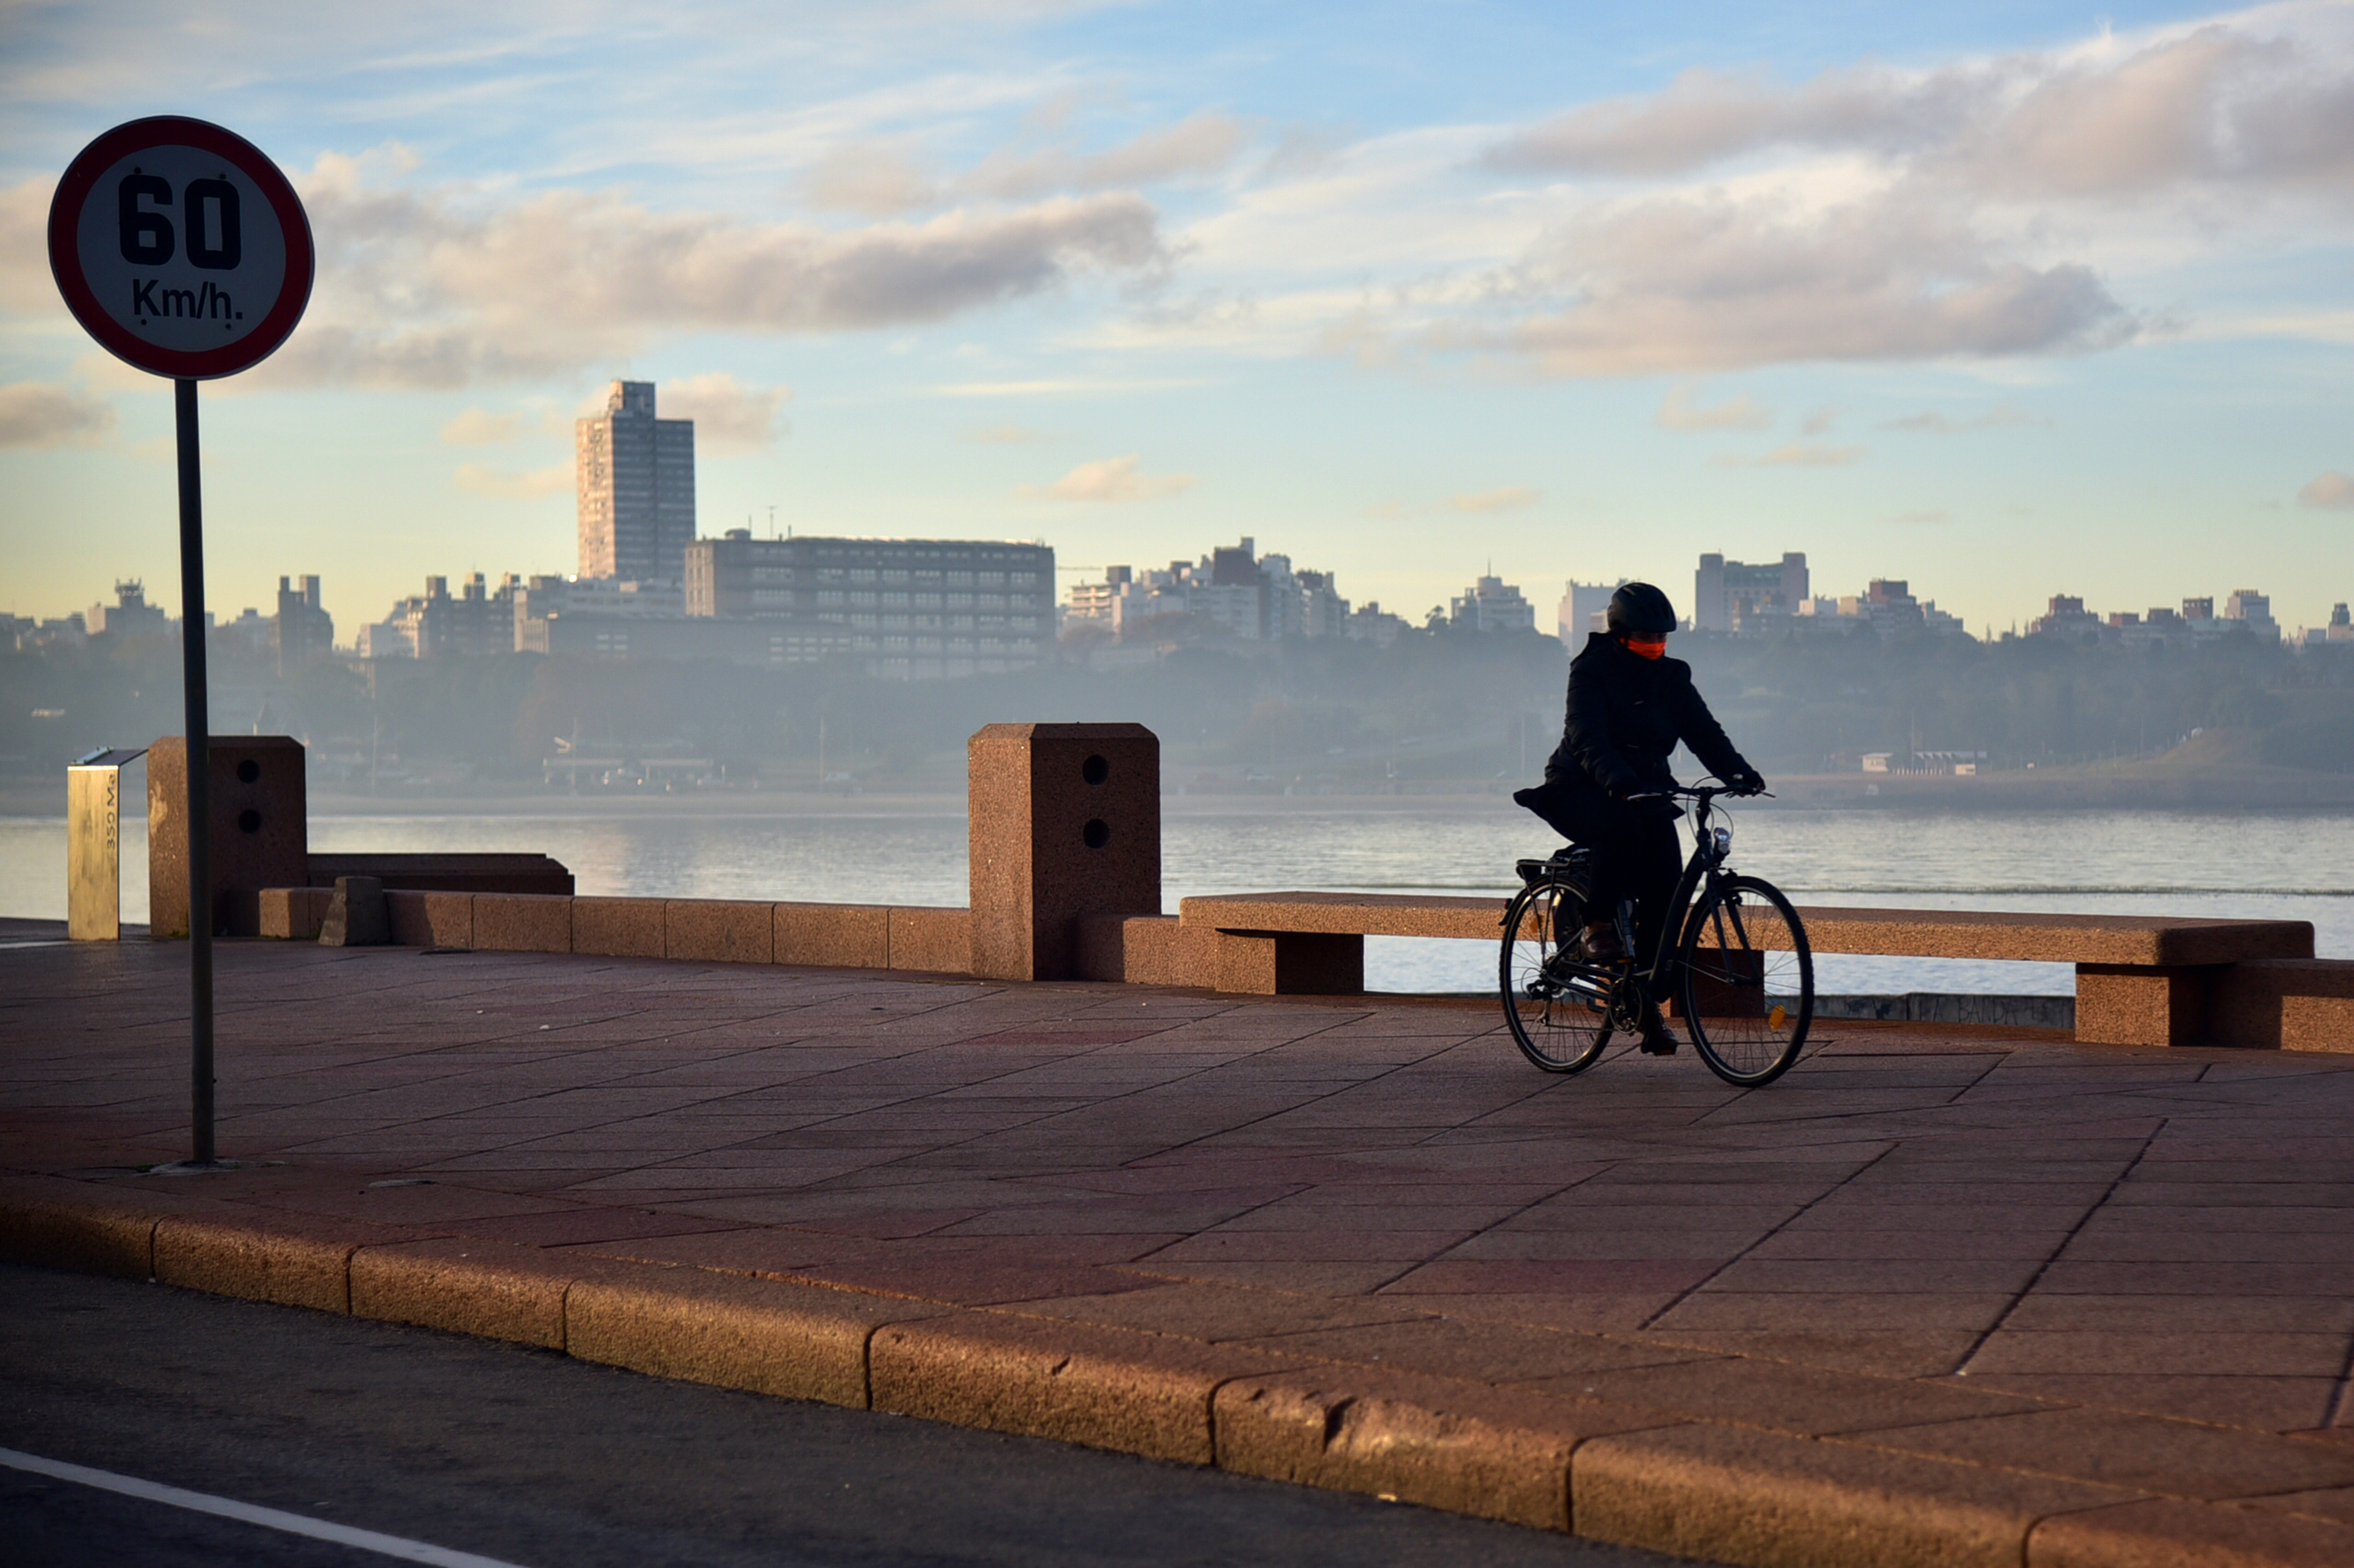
<box><xmin>1606</xmin><ymin>774</ymin><xmax>1648</xmax><ymax>803</ymax></box>
<box><xmin>1728</xmin><ymin>769</ymin><xmax>1767</xmax><ymax>796</ymax></box>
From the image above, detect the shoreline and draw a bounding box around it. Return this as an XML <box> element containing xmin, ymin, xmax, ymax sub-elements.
<box><xmin>6</xmin><ymin>770</ymin><xmax>2354</xmax><ymax>820</ymax></box>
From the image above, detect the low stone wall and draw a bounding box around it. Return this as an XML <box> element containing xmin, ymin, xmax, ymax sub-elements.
<box><xmin>255</xmin><ymin>885</ymin><xmax>2354</xmax><ymax>1050</ymax></box>
<box><xmin>258</xmin><ymin>887</ymin><xmax>973</xmax><ymax>977</ymax></box>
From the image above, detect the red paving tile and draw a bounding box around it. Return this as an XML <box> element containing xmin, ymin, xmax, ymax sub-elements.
<box><xmin>9</xmin><ymin>930</ymin><xmax>2354</xmax><ymax>1558</ymax></box>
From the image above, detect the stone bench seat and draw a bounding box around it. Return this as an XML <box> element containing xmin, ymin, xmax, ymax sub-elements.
<box><xmin>1176</xmin><ymin>891</ymin><xmax>2319</xmax><ymax>1050</ymax></box>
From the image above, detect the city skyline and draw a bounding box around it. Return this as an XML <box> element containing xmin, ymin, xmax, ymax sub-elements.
<box><xmin>4</xmin><ymin>2</ymin><xmax>2353</xmax><ymax>637</ymax></box>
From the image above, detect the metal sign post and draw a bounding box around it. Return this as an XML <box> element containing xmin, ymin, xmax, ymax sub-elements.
<box><xmin>48</xmin><ymin>117</ymin><xmax>312</xmax><ymax>1169</ymax></box>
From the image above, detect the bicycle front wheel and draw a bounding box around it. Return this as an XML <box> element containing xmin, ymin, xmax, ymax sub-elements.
<box><xmin>1500</xmin><ymin>880</ymin><xmax>1612</xmax><ymax>1073</ymax></box>
<box><xmin>1678</xmin><ymin>875</ymin><xmax>1812</xmax><ymax>1087</ymax></box>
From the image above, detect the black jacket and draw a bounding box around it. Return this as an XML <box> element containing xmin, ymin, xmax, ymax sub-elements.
<box><xmin>1540</xmin><ymin>633</ymin><xmax>1749</xmax><ymax>802</ymax></box>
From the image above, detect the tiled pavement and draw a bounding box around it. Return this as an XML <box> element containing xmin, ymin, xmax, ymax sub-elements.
<box><xmin>6</xmin><ymin>919</ymin><xmax>2354</xmax><ymax>1563</ymax></box>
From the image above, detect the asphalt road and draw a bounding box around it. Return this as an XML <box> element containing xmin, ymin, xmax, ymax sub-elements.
<box><xmin>0</xmin><ymin>1263</ymin><xmax>1693</xmax><ymax>1568</ymax></box>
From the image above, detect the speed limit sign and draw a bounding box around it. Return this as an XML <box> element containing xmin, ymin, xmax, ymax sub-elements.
<box><xmin>47</xmin><ymin>116</ymin><xmax>315</xmax><ymax>1170</ymax></box>
<box><xmin>48</xmin><ymin>115</ymin><xmax>313</xmax><ymax>380</ymax></box>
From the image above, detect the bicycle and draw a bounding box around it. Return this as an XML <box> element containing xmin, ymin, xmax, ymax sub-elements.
<box><xmin>1498</xmin><ymin>783</ymin><xmax>1814</xmax><ymax>1087</ymax></box>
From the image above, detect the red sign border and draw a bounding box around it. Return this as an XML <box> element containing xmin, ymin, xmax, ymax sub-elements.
<box><xmin>48</xmin><ymin>116</ymin><xmax>315</xmax><ymax>381</ymax></box>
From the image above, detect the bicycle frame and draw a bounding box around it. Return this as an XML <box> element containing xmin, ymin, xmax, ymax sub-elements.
<box><xmin>1624</xmin><ymin>785</ymin><xmax>1742</xmax><ymax>1006</ymax></box>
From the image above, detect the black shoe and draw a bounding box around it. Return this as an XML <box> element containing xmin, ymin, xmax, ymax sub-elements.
<box><xmin>1577</xmin><ymin>922</ymin><xmax>1625</xmax><ymax>962</ymax></box>
<box><xmin>1637</xmin><ymin>1011</ymin><xmax>1678</xmax><ymax>1055</ymax></box>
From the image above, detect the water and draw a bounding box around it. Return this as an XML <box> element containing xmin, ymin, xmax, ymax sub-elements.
<box><xmin>5</xmin><ymin>802</ymin><xmax>2348</xmax><ymax>994</ymax></box>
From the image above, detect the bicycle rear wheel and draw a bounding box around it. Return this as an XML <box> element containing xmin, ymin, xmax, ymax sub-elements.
<box><xmin>1677</xmin><ymin>875</ymin><xmax>1812</xmax><ymax>1087</ymax></box>
<box><xmin>1500</xmin><ymin>880</ymin><xmax>1612</xmax><ymax>1073</ymax></box>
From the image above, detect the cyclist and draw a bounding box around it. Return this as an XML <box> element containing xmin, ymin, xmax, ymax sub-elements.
<box><xmin>1512</xmin><ymin>581</ymin><xmax>1765</xmax><ymax>1054</ymax></box>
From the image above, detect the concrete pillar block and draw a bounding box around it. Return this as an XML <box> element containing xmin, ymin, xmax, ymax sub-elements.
<box><xmin>1212</xmin><ymin>931</ymin><xmax>1364</xmax><ymax>996</ymax></box>
<box><xmin>258</xmin><ymin>886</ymin><xmax>331</xmax><ymax>940</ymax></box>
<box><xmin>2075</xmin><ymin>963</ymin><xmax>2218</xmax><ymax>1047</ymax></box>
<box><xmin>147</xmin><ymin>735</ymin><xmax>308</xmax><ymax>938</ymax></box>
<box><xmin>1074</xmin><ymin>914</ymin><xmax>1214</xmax><ymax>987</ymax></box>
<box><xmin>320</xmin><ymin>876</ymin><xmax>390</xmax><ymax>946</ymax></box>
<box><xmin>968</xmin><ymin>723</ymin><xmax>1160</xmax><ymax>982</ymax></box>
<box><xmin>2209</xmin><ymin>958</ymin><xmax>2354</xmax><ymax>1052</ymax></box>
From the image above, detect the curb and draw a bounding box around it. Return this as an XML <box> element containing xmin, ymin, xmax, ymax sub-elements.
<box><xmin>4</xmin><ymin>1174</ymin><xmax>2349</xmax><ymax>1568</ymax></box>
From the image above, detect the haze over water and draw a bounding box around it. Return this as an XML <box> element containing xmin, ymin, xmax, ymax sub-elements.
<box><xmin>6</xmin><ymin>804</ymin><xmax>2347</xmax><ymax>996</ymax></box>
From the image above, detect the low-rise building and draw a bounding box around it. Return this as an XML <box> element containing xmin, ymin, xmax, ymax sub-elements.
<box><xmin>1346</xmin><ymin>601</ymin><xmax>1409</xmax><ymax>646</ymax></box>
<box><xmin>363</xmin><ymin>573</ymin><xmax>519</xmax><ymax>660</ymax></box>
<box><xmin>2029</xmin><ymin>593</ymin><xmax>2104</xmax><ymax>640</ymax></box>
<box><xmin>2224</xmin><ymin>588</ymin><xmax>2281</xmax><ymax>643</ymax></box>
<box><xmin>1796</xmin><ymin>579</ymin><xmax>1966</xmax><ymax>639</ymax></box>
<box><xmin>2296</xmin><ymin>603</ymin><xmax>2353</xmax><ymax>646</ymax></box>
<box><xmin>86</xmin><ymin>580</ymin><xmax>169</xmax><ymax>641</ymax></box>
<box><xmin>1449</xmin><ymin>573</ymin><xmax>1537</xmax><ymax>633</ymax></box>
<box><xmin>1063</xmin><ymin>538</ymin><xmax>1355</xmax><ymax>644</ymax></box>
<box><xmin>685</xmin><ymin>532</ymin><xmax>1054</xmax><ymax>677</ymax></box>
<box><xmin>1695</xmin><ymin>553</ymin><xmax>1809</xmax><ymax>632</ymax></box>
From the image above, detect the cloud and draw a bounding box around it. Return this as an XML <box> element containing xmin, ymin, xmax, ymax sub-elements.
<box><xmin>1879</xmin><ymin>404</ymin><xmax>2046</xmax><ymax>433</ymax></box>
<box><xmin>1449</xmin><ymin>486</ymin><xmax>1540</xmax><ymax>512</ymax></box>
<box><xmin>1484</xmin><ymin>62</ymin><xmax>1981</xmax><ymax>178</ymax></box>
<box><xmin>1888</xmin><ymin>508</ymin><xmax>1952</xmax><ymax>524</ymax></box>
<box><xmin>237</xmin><ymin>155</ymin><xmax>1168</xmax><ymax>390</ymax></box>
<box><xmin>1481</xmin><ymin>189</ymin><xmax>2133</xmax><ymax>376</ymax></box>
<box><xmin>1017</xmin><ymin>453</ymin><xmax>1194</xmax><ymax>502</ymax></box>
<box><xmin>661</xmin><ymin>373</ymin><xmax>791</xmax><ymax>453</ymax></box>
<box><xmin>1715</xmin><ymin>442</ymin><xmax>1863</xmax><ymax>468</ymax></box>
<box><xmin>968</xmin><ymin>423</ymin><xmax>1054</xmax><ymax>442</ymax></box>
<box><xmin>801</xmin><ymin>143</ymin><xmax>940</xmax><ymax>217</ymax></box>
<box><xmin>454</xmin><ymin>462</ymin><xmax>568</xmax><ymax>499</ymax></box>
<box><xmin>1480</xmin><ymin>26</ymin><xmax>2354</xmax><ymax>198</ymax></box>
<box><xmin>1433</xmin><ymin>18</ymin><xmax>2354</xmax><ymax>378</ymax></box>
<box><xmin>2300</xmin><ymin>471</ymin><xmax>2354</xmax><ymax>510</ymax></box>
<box><xmin>440</xmin><ymin>407</ymin><xmax>522</xmax><ymax>445</ymax></box>
<box><xmin>970</xmin><ymin>113</ymin><xmax>1252</xmax><ymax>199</ymax></box>
<box><xmin>1800</xmin><ymin>407</ymin><xmax>1837</xmax><ymax>436</ymax></box>
<box><xmin>0</xmin><ymin>383</ymin><xmax>116</xmax><ymax>448</ymax></box>
<box><xmin>0</xmin><ymin>180</ymin><xmax>60</xmax><ymax>316</ymax></box>
<box><xmin>926</xmin><ymin>376</ymin><xmax>1204</xmax><ymax>396</ymax></box>
<box><xmin>1656</xmin><ymin>385</ymin><xmax>1772</xmax><ymax>431</ymax></box>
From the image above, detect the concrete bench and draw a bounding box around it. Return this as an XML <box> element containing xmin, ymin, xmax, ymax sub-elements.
<box><xmin>1175</xmin><ymin>892</ymin><xmax>2317</xmax><ymax>1050</ymax></box>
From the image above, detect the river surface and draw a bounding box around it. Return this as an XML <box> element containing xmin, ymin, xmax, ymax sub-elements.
<box><xmin>5</xmin><ymin>803</ymin><xmax>2347</xmax><ymax>995</ymax></box>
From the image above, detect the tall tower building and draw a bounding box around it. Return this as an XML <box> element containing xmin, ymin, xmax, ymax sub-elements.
<box><xmin>576</xmin><ymin>380</ymin><xmax>695</xmax><ymax>582</ymax></box>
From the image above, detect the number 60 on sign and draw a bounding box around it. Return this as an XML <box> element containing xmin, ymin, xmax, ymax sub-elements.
<box><xmin>48</xmin><ymin>116</ymin><xmax>313</xmax><ymax>381</ymax></box>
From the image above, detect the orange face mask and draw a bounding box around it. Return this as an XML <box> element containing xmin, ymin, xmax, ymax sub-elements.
<box><xmin>1622</xmin><ymin>636</ymin><xmax>1667</xmax><ymax>660</ymax></box>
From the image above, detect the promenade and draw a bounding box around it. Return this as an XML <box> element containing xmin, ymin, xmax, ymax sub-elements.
<box><xmin>6</xmin><ymin>918</ymin><xmax>2354</xmax><ymax>1566</ymax></box>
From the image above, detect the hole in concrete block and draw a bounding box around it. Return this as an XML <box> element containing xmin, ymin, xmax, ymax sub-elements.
<box><xmin>1082</xmin><ymin>754</ymin><xmax>1110</xmax><ymax>786</ymax></box>
<box><xmin>235</xmin><ymin>759</ymin><xmax>260</xmax><ymax>783</ymax></box>
<box><xmin>1082</xmin><ymin>818</ymin><xmax>1110</xmax><ymax>849</ymax></box>
<box><xmin>237</xmin><ymin>809</ymin><xmax>262</xmax><ymax>833</ymax></box>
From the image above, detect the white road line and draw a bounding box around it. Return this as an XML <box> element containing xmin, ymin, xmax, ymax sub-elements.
<box><xmin>0</xmin><ymin>1446</ymin><xmax>535</xmax><ymax>1568</ymax></box>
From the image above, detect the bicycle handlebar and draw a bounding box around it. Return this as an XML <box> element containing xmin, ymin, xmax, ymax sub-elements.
<box><xmin>1625</xmin><ymin>781</ymin><xmax>1774</xmax><ymax>803</ymax></box>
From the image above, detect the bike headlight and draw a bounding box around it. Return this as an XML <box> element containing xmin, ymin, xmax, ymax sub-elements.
<box><xmin>1712</xmin><ymin>825</ymin><xmax>1733</xmax><ymax>861</ymax></box>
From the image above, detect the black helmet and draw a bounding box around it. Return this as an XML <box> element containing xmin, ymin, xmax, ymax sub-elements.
<box><xmin>1607</xmin><ymin>582</ymin><xmax>1677</xmax><ymax>637</ymax></box>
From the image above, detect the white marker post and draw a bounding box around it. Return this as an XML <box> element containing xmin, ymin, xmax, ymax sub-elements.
<box><xmin>48</xmin><ymin>118</ymin><xmax>313</xmax><ymax>1168</ymax></box>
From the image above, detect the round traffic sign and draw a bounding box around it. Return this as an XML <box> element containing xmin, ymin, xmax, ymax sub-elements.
<box><xmin>48</xmin><ymin>116</ymin><xmax>314</xmax><ymax>380</ymax></box>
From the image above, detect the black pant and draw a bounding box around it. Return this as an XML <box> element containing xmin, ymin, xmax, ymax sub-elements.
<box><xmin>1587</xmin><ymin>809</ymin><xmax>1683</xmax><ymax>965</ymax></box>
<box><xmin>1514</xmin><ymin>779</ymin><xmax>1684</xmax><ymax>964</ymax></box>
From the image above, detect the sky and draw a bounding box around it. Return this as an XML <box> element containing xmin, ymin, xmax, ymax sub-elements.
<box><xmin>2</xmin><ymin>0</ymin><xmax>2352</xmax><ymax>639</ymax></box>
